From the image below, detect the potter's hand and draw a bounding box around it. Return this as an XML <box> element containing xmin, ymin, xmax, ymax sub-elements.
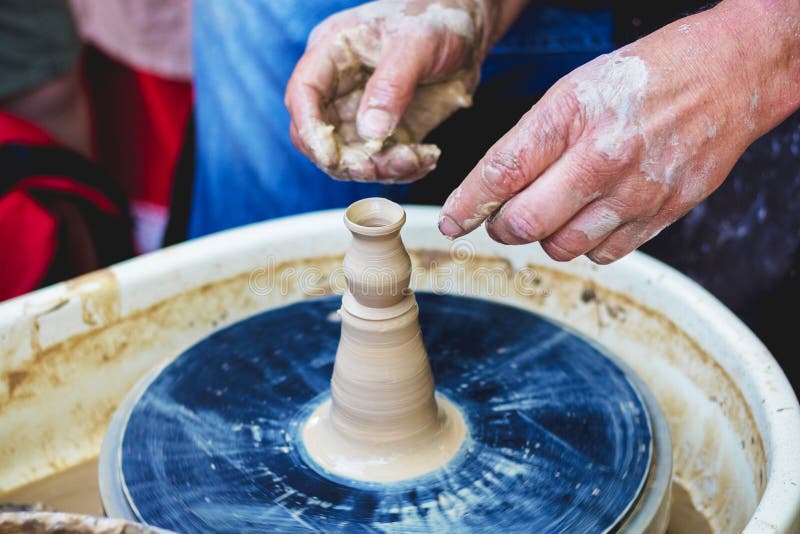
<box><xmin>439</xmin><ymin>0</ymin><xmax>800</xmax><ymax>263</ymax></box>
<box><xmin>285</xmin><ymin>0</ymin><xmax>526</xmax><ymax>183</ymax></box>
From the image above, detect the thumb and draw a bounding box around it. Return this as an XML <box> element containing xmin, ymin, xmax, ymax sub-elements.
<box><xmin>356</xmin><ymin>38</ymin><xmax>432</xmax><ymax>141</ymax></box>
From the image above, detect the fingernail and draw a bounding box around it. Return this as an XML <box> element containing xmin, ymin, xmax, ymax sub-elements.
<box><xmin>358</xmin><ymin>108</ymin><xmax>394</xmax><ymax>140</ymax></box>
<box><xmin>438</xmin><ymin>214</ymin><xmax>464</xmax><ymax>238</ymax></box>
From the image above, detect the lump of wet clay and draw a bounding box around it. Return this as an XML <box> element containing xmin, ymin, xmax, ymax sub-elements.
<box><xmin>320</xmin><ymin>76</ymin><xmax>472</xmax><ymax>182</ymax></box>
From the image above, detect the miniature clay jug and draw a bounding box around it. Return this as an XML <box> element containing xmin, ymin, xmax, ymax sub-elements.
<box><xmin>332</xmin><ymin>197</ymin><xmax>437</xmax><ymax>443</ymax></box>
<box><xmin>302</xmin><ymin>198</ymin><xmax>466</xmax><ymax>483</ymax></box>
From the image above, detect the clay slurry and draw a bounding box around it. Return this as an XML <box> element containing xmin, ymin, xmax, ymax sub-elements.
<box><xmin>302</xmin><ymin>197</ymin><xmax>468</xmax><ymax>482</ymax></box>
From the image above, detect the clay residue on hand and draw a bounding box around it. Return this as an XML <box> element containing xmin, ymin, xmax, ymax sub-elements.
<box><xmin>323</xmin><ymin>70</ymin><xmax>472</xmax><ymax>182</ymax></box>
<box><xmin>364</xmin><ymin>0</ymin><xmax>478</xmax><ymax>40</ymax></box>
<box><xmin>303</xmin><ymin>0</ymin><xmax>482</xmax><ymax>182</ymax></box>
<box><xmin>745</xmin><ymin>90</ymin><xmax>759</xmax><ymax>131</ymax></box>
<box><xmin>574</xmin><ymin>205</ymin><xmax>622</xmax><ymax>241</ymax></box>
<box><xmin>573</xmin><ymin>52</ymin><xmax>650</xmax><ymax>160</ymax></box>
<box><xmin>572</xmin><ymin>50</ymin><xmax>701</xmax><ymax>189</ymax></box>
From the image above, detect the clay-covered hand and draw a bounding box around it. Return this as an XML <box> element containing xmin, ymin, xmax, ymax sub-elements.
<box><xmin>285</xmin><ymin>0</ymin><xmax>512</xmax><ymax>183</ymax></box>
<box><xmin>439</xmin><ymin>0</ymin><xmax>800</xmax><ymax>263</ymax></box>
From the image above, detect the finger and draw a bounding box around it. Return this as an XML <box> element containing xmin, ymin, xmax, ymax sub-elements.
<box><xmin>484</xmin><ymin>147</ymin><xmax>617</xmax><ymax>245</ymax></box>
<box><xmin>539</xmin><ymin>198</ymin><xmax>633</xmax><ymax>261</ymax></box>
<box><xmin>438</xmin><ymin>92</ymin><xmax>578</xmax><ymax>239</ymax></box>
<box><xmin>371</xmin><ymin>144</ymin><xmax>440</xmax><ymax>183</ymax></box>
<box><xmin>356</xmin><ymin>36</ymin><xmax>435</xmax><ymax>141</ymax></box>
<box><xmin>336</xmin><ymin>145</ymin><xmax>378</xmax><ymax>181</ymax></box>
<box><xmin>306</xmin><ymin>10</ymin><xmax>353</xmax><ymax>49</ymax></box>
<box><xmin>586</xmin><ymin>219</ymin><xmax>668</xmax><ymax>265</ymax></box>
<box><xmin>285</xmin><ymin>51</ymin><xmax>340</xmax><ymax>169</ymax></box>
<box><xmin>587</xmin><ymin>192</ymin><xmax>699</xmax><ymax>264</ymax></box>
<box><xmin>289</xmin><ymin>120</ymin><xmax>311</xmax><ymax>159</ymax></box>
<box><xmin>287</xmin><ymin>30</ymin><xmax>373</xmax><ymax>171</ymax></box>
<box><xmin>537</xmin><ymin>171</ymin><xmax>675</xmax><ymax>259</ymax></box>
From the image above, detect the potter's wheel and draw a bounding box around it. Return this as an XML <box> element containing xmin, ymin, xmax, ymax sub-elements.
<box><xmin>99</xmin><ymin>293</ymin><xmax>671</xmax><ymax>533</ymax></box>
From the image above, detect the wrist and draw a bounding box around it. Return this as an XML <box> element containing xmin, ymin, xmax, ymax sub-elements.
<box><xmin>472</xmin><ymin>0</ymin><xmax>528</xmax><ymax>54</ymax></box>
<box><xmin>713</xmin><ymin>0</ymin><xmax>800</xmax><ymax>135</ymax></box>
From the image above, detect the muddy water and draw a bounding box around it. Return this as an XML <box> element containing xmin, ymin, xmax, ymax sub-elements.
<box><xmin>1</xmin><ymin>459</ymin><xmax>101</xmax><ymax>516</ymax></box>
<box><xmin>0</xmin><ymin>456</ymin><xmax>714</xmax><ymax>533</ymax></box>
<box><xmin>667</xmin><ymin>483</ymin><xmax>714</xmax><ymax>534</ymax></box>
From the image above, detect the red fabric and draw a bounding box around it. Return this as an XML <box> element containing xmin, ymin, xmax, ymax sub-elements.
<box><xmin>85</xmin><ymin>47</ymin><xmax>192</xmax><ymax>208</ymax></box>
<box><xmin>0</xmin><ymin>110</ymin><xmax>131</xmax><ymax>301</ymax></box>
<box><xmin>0</xmin><ymin>112</ymin><xmax>55</xmax><ymax>145</ymax></box>
<box><xmin>0</xmin><ymin>112</ymin><xmax>58</xmax><ymax>300</ymax></box>
<box><xmin>0</xmin><ymin>190</ymin><xmax>57</xmax><ymax>300</ymax></box>
<box><xmin>20</xmin><ymin>176</ymin><xmax>121</xmax><ymax>216</ymax></box>
<box><xmin>0</xmin><ymin>48</ymin><xmax>192</xmax><ymax>300</ymax></box>
<box><xmin>134</xmin><ymin>72</ymin><xmax>192</xmax><ymax>207</ymax></box>
<box><xmin>0</xmin><ymin>173</ymin><xmax>122</xmax><ymax>301</ymax></box>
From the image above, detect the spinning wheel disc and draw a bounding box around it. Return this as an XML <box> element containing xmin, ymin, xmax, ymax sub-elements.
<box><xmin>102</xmin><ymin>293</ymin><xmax>665</xmax><ymax>532</ymax></box>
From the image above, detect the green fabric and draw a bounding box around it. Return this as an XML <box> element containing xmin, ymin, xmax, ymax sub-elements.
<box><xmin>0</xmin><ymin>0</ymin><xmax>81</xmax><ymax>99</ymax></box>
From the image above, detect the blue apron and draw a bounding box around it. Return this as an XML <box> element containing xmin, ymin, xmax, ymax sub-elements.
<box><xmin>189</xmin><ymin>1</ymin><xmax>613</xmax><ymax>237</ymax></box>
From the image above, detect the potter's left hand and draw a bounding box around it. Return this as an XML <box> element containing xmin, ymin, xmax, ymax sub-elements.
<box><xmin>438</xmin><ymin>0</ymin><xmax>800</xmax><ymax>263</ymax></box>
<box><xmin>285</xmin><ymin>0</ymin><xmax>527</xmax><ymax>182</ymax></box>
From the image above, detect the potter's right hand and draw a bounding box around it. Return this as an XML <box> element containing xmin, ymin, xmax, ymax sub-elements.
<box><xmin>437</xmin><ymin>0</ymin><xmax>800</xmax><ymax>264</ymax></box>
<box><xmin>285</xmin><ymin>0</ymin><xmax>526</xmax><ymax>183</ymax></box>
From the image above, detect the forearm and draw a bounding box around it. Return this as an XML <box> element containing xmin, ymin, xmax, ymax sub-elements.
<box><xmin>485</xmin><ymin>0</ymin><xmax>528</xmax><ymax>45</ymax></box>
<box><xmin>471</xmin><ymin>0</ymin><xmax>528</xmax><ymax>55</ymax></box>
<box><xmin>715</xmin><ymin>0</ymin><xmax>800</xmax><ymax>136</ymax></box>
